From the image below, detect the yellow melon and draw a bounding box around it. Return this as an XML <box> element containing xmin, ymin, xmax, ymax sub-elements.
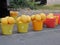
<box><xmin>40</xmin><ymin>13</ymin><xmax>46</xmax><ymax>20</ymax></box>
<box><xmin>31</xmin><ymin>15</ymin><xmax>35</xmax><ymax>20</ymax></box>
<box><xmin>7</xmin><ymin>17</ymin><xmax>15</xmax><ymax>24</ymax></box>
<box><xmin>47</xmin><ymin>13</ymin><xmax>54</xmax><ymax>18</ymax></box>
<box><xmin>17</xmin><ymin>17</ymin><xmax>21</xmax><ymax>22</ymax></box>
<box><xmin>13</xmin><ymin>11</ymin><xmax>18</xmax><ymax>16</ymax></box>
<box><xmin>27</xmin><ymin>15</ymin><xmax>31</xmax><ymax>22</ymax></box>
<box><xmin>48</xmin><ymin>13</ymin><xmax>54</xmax><ymax>16</ymax></box>
<box><xmin>19</xmin><ymin>21</ymin><xmax>23</xmax><ymax>23</ymax></box>
<box><xmin>50</xmin><ymin>17</ymin><xmax>54</xmax><ymax>19</ymax></box>
<box><xmin>10</xmin><ymin>11</ymin><xmax>14</xmax><ymax>16</ymax></box>
<box><xmin>47</xmin><ymin>15</ymin><xmax>54</xmax><ymax>19</ymax></box>
<box><xmin>5</xmin><ymin>16</ymin><xmax>9</xmax><ymax>19</ymax></box>
<box><xmin>10</xmin><ymin>11</ymin><xmax>13</xmax><ymax>14</ymax></box>
<box><xmin>35</xmin><ymin>14</ymin><xmax>41</xmax><ymax>21</ymax></box>
<box><xmin>20</xmin><ymin>15</ymin><xmax>27</xmax><ymax>23</ymax></box>
<box><xmin>10</xmin><ymin>11</ymin><xmax>18</xmax><ymax>17</ymax></box>
<box><xmin>1</xmin><ymin>18</ymin><xmax>8</xmax><ymax>24</ymax></box>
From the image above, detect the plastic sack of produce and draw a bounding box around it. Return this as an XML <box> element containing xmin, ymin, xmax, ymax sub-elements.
<box><xmin>16</xmin><ymin>15</ymin><xmax>31</xmax><ymax>33</ymax></box>
<box><xmin>45</xmin><ymin>13</ymin><xmax>56</xmax><ymax>28</ymax></box>
<box><xmin>10</xmin><ymin>11</ymin><xmax>18</xmax><ymax>19</ymax></box>
<box><xmin>45</xmin><ymin>18</ymin><xmax>56</xmax><ymax>28</ymax></box>
<box><xmin>32</xmin><ymin>20</ymin><xmax>43</xmax><ymax>31</ymax></box>
<box><xmin>31</xmin><ymin>14</ymin><xmax>44</xmax><ymax>31</ymax></box>
<box><xmin>1</xmin><ymin>17</ymin><xmax>15</xmax><ymax>35</ymax></box>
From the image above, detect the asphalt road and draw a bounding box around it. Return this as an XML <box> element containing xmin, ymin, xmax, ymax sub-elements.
<box><xmin>0</xmin><ymin>11</ymin><xmax>60</xmax><ymax>45</ymax></box>
<box><xmin>0</xmin><ymin>22</ymin><xmax>60</xmax><ymax>45</ymax></box>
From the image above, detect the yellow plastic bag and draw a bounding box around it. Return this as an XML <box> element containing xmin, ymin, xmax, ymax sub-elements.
<box><xmin>1</xmin><ymin>24</ymin><xmax>14</xmax><ymax>35</ymax></box>
<box><xmin>32</xmin><ymin>20</ymin><xmax>43</xmax><ymax>31</ymax></box>
<box><xmin>17</xmin><ymin>23</ymin><xmax>29</xmax><ymax>33</ymax></box>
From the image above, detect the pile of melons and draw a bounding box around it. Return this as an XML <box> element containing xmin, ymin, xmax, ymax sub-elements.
<box><xmin>17</xmin><ymin>15</ymin><xmax>31</xmax><ymax>23</ymax></box>
<box><xmin>31</xmin><ymin>13</ymin><xmax>46</xmax><ymax>21</ymax></box>
<box><xmin>1</xmin><ymin>17</ymin><xmax>15</xmax><ymax>24</ymax></box>
<box><xmin>10</xmin><ymin>11</ymin><xmax>19</xmax><ymax>17</ymax></box>
<box><xmin>47</xmin><ymin>13</ymin><xmax>55</xmax><ymax>19</ymax></box>
<box><xmin>0</xmin><ymin>13</ymin><xmax>56</xmax><ymax>24</ymax></box>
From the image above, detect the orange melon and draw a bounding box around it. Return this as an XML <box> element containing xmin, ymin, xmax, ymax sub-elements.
<box><xmin>1</xmin><ymin>18</ymin><xmax>8</xmax><ymax>24</ymax></box>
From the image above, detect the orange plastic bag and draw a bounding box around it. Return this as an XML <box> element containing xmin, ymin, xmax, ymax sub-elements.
<box><xmin>32</xmin><ymin>20</ymin><xmax>43</xmax><ymax>31</ymax></box>
<box><xmin>54</xmin><ymin>13</ymin><xmax>60</xmax><ymax>24</ymax></box>
<box><xmin>55</xmin><ymin>16</ymin><xmax>59</xmax><ymax>25</ymax></box>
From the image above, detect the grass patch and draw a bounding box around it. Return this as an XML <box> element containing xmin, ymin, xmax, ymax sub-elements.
<box><xmin>34</xmin><ymin>4</ymin><xmax>60</xmax><ymax>10</ymax></box>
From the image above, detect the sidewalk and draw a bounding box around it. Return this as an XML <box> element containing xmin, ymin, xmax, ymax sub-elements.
<box><xmin>18</xmin><ymin>9</ymin><xmax>60</xmax><ymax>15</ymax></box>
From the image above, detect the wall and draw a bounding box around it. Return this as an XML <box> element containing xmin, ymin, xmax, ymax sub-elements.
<box><xmin>47</xmin><ymin>0</ymin><xmax>60</xmax><ymax>5</ymax></box>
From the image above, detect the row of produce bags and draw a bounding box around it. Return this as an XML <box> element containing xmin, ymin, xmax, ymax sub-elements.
<box><xmin>0</xmin><ymin>11</ymin><xmax>60</xmax><ymax>35</ymax></box>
